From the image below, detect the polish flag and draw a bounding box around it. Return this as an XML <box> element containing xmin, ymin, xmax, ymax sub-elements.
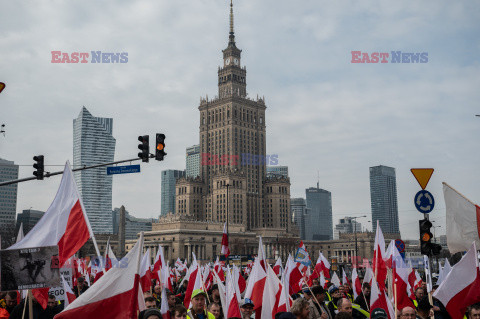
<box><xmin>183</xmin><ymin>253</ymin><xmax>202</xmax><ymax>308</ymax></box>
<box><xmin>443</xmin><ymin>183</ymin><xmax>480</xmax><ymax>254</ymax></box>
<box><xmin>315</xmin><ymin>252</ymin><xmax>331</xmax><ymax>279</ymax></box>
<box><xmin>244</xmin><ymin>257</ymin><xmax>267</xmax><ymax>318</ymax></box>
<box><xmin>257</xmin><ymin>236</ymin><xmax>267</xmax><ymax>270</ymax></box>
<box><xmin>262</xmin><ymin>264</ymin><xmax>283</xmax><ymax>319</ymax></box>
<box><xmin>221</xmin><ymin>222</ymin><xmax>230</xmax><ymax>258</ymax></box>
<box><xmin>214</xmin><ymin>257</ymin><xmax>225</xmax><ymax>282</ymax></box>
<box><xmin>104</xmin><ymin>239</ymin><xmax>117</xmax><ymax>271</ymax></box>
<box><xmin>273</xmin><ymin>257</ymin><xmax>283</xmax><ymax>276</ymax></box>
<box><xmin>372</xmin><ymin>221</ymin><xmax>387</xmax><ymax>290</ymax></box>
<box><xmin>363</xmin><ymin>266</ymin><xmax>374</xmax><ymax>286</ymax></box>
<box><xmin>384</xmin><ymin>240</ymin><xmax>395</xmax><ymax>269</ymax></box>
<box><xmin>391</xmin><ymin>245</ymin><xmax>414</xmax><ymax>310</ymax></box>
<box><xmin>233</xmin><ymin>264</ymin><xmax>246</xmax><ymax>294</ymax></box>
<box><xmin>9</xmin><ymin>162</ymin><xmax>94</xmax><ymax>267</ymax></box>
<box><xmin>331</xmin><ymin>271</ymin><xmax>341</xmax><ymax>287</ymax></box>
<box><xmin>61</xmin><ymin>275</ymin><xmax>76</xmax><ymax>308</ymax></box>
<box><xmin>212</xmin><ymin>268</ymin><xmax>228</xmax><ymax>319</ymax></box>
<box><xmin>283</xmin><ymin>255</ymin><xmax>303</xmax><ymax>295</ymax></box>
<box><xmin>56</xmin><ymin>233</ymin><xmax>144</xmax><ymax>319</ymax></box>
<box><xmin>160</xmin><ymin>286</ymin><xmax>171</xmax><ymax>319</ymax></box>
<box><xmin>153</xmin><ymin>245</ymin><xmax>166</xmax><ymax>281</ymax></box>
<box><xmin>352</xmin><ymin>268</ymin><xmax>362</xmax><ymax>299</ymax></box>
<box><xmin>319</xmin><ymin>272</ymin><xmax>327</xmax><ymax>289</ymax></box>
<box><xmin>342</xmin><ymin>268</ymin><xmax>350</xmax><ymax>286</ymax></box>
<box><xmin>370</xmin><ymin>279</ymin><xmax>394</xmax><ymax>319</ymax></box>
<box><xmin>277</xmin><ymin>274</ymin><xmax>293</xmax><ymax>313</ymax></box>
<box><xmin>437</xmin><ymin>259</ymin><xmax>452</xmax><ymax>286</ymax></box>
<box><xmin>139</xmin><ymin>249</ymin><xmax>152</xmax><ymax>293</ymax></box>
<box><xmin>33</xmin><ymin>288</ymin><xmax>50</xmax><ymax>309</ymax></box>
<box><xmin>433</xmin><ymin>242</ymin><xmax>480</xmax><ymax>319</ymax></box>
<box><xmin>226</xmin><ymin>267</ymin><xmax>242</xmax><ymax>318</ymax></box>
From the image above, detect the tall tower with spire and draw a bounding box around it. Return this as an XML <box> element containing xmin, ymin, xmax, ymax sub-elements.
<box><xmin>175</xmin><ymin>1</ymin><xmax>291</xmax><ymax>235</ymax></box>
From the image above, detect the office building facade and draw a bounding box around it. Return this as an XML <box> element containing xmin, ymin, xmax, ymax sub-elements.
<box><xmin>291</xmin><ymin>198</ymin><xmax>310</xmax><ymax>240</ymax></box>
<box><xmin>334</xmin><ymin>217</ymin><xmax>362</xmax><ymax>240</ymax></box>
<box><xmin>266</xmin><ymin>166</ymin><xmax>288</xmax><ymax>178</ymax></box>
<box><xmin>112</xmin><ymin>207</ymin><xmax>154</xmax><ymax>240</ymax></box>
<box><xmin>161</xmin><ymin>170</ymin><xmax>186</xmax><ymax>216</ymax></box>
<box><xmin>16</xmin><ymin>209</ymin><xmax>45</xmax><ymax>236</ymax></box>
<box><xmin>186</xmin><ymin>144</ymin><xmax>201</xmax><ymax>178</ymax></box>
<box><xmin>369</xmin><ymin>165</ymin><xmax>400</xmax><ymax>234</ymax></box>
<box><xmin>73</xmin><ymin>107</ymin><xmax>116</xmax><ymax>234</ymax></box>
<box><xmin>305</xmin><ymin>185</ymin><xmax>333</xmax><ymax>240</ymax></box>
<box><xmin>0</xmin><ymin>158</ymin><xmax>19</xmax><ymax>240</ymax></box>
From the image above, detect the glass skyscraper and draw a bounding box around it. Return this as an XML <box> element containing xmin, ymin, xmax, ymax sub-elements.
<box><xmin>161</xmin><ymin>169</ymin><xmax>186</xmax><ymax>216</ymax></box>
<box><xmin>0</xmin><ymin>158</ymin><xmax>19</xmax><ymax>242</ymax></box>
<box><xmin>73</xmin><ymin>107</ymin><xmax>116</xmax><ymax>234</ymax></box>
<box><xmin>186</xmin><ymin>145</ymin><xmax>200</xmax><ymax>178</ymax></box>
<box><xmin>305</xmin><ymin>185</ymin><xmax>333</xmax><ymax>240</ymax></box>
<box><xmin>369</xmin><ymin>165</ymin><xmax>400</xmax><ymax>234</ymax></box>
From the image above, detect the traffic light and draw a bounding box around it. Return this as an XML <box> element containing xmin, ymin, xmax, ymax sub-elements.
<box><xmin>33</xmin><ymin>155</ymin><xmax>44</xmax><ymax>180</ymax></box>
<box><xmin>419</xmin><ymin>218</ymin><xmax>433</xmax><ymax>255</ymax></box>
<box><xmin>138</xmin><ymin>135</ymin><xmax>149</xmax><ymax>162</ymax></box>
<box><xmin>155</xmin><ymin>133</ymin><xmax>166</xmax><ymax>161</ymax></box>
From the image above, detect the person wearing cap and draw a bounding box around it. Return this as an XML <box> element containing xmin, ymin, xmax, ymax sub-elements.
<box><xmin>143</xmin><ymin>308</ymin><xmax>162</xmax><ymax>319</ymax></box>
<box><xmin>308</xmin><ymin>286</ymin><xmax>332</xmax><ymax>319</ymax></box>
<box><xmin>370</xmin><ymin>308</ymin><xmax>388</xmax><ymax>319</ymax></box>
<box><xmin>302</xmin><ymin>287</ymin><xmax>313</xmax><ymax>301</ymax></box>
<box><xmin>327</xmin><ymin>286</ymin><xmax>341</xmax><ymax>315</ymax></box>
<box><xmin>187</xmin><ymin>289</ymin><xmax>215</xmax><ymax>319</ymax></box>
<box><xmin>240</xmin><ymin>299</ymin><xmax>254</xmax><ymax>319</ymax></box>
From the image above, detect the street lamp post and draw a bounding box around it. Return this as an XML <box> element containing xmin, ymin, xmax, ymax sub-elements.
<box><xmin>347</xmin><ymin>215</ymin><xmax>367</xmax><ymax>264</ymax></box>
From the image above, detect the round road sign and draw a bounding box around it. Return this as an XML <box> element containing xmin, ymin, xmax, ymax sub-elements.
<box><xmin>414</xmin><ymin>190</ymin><xmax>435</xmax><ymax>214</ymax></box>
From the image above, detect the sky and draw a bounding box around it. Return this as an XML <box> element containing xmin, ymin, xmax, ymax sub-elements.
<box><xmin>1</xmin><ymin>0</ymin><xmax>479</xmax><ymax>240</ymax></box>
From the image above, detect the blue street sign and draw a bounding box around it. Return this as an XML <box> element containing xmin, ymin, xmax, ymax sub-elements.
<box><xmin>395</xmin><ymin>239</ymin><xmax>405</xmax><ymax>253</ymax></box>
<box><xmin>414</xmin><ymin>190</ymin><xmax>435</xmax><ymax>214</ymax></box>
<box><xmin>106</xmin><ymin>164</ymin><xmax>141</xmax><ymax>175</ymax></box>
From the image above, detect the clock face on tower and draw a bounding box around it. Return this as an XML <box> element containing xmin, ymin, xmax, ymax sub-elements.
<box><xmin>225</xmin><ymin>58</ymin><xmax>230</xmax><ymax>65</ymax></box>
<box><xmin>234</xmin><ymin>58</ymin><xmax>239</xmax><ymax>65</ymax></box>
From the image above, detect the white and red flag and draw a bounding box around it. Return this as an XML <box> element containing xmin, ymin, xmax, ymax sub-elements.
<box><xmin>233</xmin><ymin>264</ymin><xmax>246</xmax><ymax>294</ymax></box>
<box><xmin>9</xmin><ymin>162</ymin><xmax>95</xmax><ymax>267</ymax></box>
<box><xmin>342</xmin><ymin>268</ymin><xmax>350</xmax><ymax>286</ymax></box>
<box><xmin>294</xmin><ymin>241</ymin><xmax>311</xmax><ymax>273</ymax></box>
<box><xmin>314</xmin><ymin>252</ymin><xmax>331</xmax><ymax>279</ymax></box>
<box><xmin>283</xmin><ymin>255</ymin><xmax>303</xmax><ymax>295</ymax></box>
<box><xmin>139</xmin><ymin>249</ymin><xmax>152</xmax><ymax>293</ymax></box>
<box><xmin>61</xmin><ymin>275</ymin><xmax>76</xmax><ymax>308</ymax></box>
<box><xmin>372</xmin><ymin>220</ymin><xmax>387</xmax><ymax>290</ymax></box>
<box><xmin>153</xmin><ymin>245</ymin><xmax>166</xmax><ymax>281</ymax></box>
<box><xmin>273</xmin><ymin>257</ymin><xmax>283</xmax><ymax>277</ymax></box>
<box><xmin>214</xmin><ymin>256</ymin><xmax>225</xmax><ymax>282</ymax></box>
<box><xmin>370</xmin><ymin>278</ymin><xmax>394</xmax><ymax>319</ymax></box>
<box><xmin>160</xmin><ymin>285</ymin><xmax>171</xmax><ymax>319</ymax></box>
<box><xmin>56</xmin><ymin>233</ymin><xmax>144</xmax><ymax>319</ymax></box>
<box><xmin>225</xmin><ymin>267</ymin><xmax>242</xmax><ymax>318</ymax></box>
<box><xmin>104</xmin><ymin>238</ymin><xmax>117</xmax><ymax>271</ymax></box>
<box><xmin>433</xmin><ymin>242</ymin><xmax>480</xmax><ymax>319</ymax></box>
<box><xmin>391</xmin><ymin>244</ymin><xmax>414</xmax><ymax>310</ymax></box>
<box><xmin>244</xmin><ymin>257</ymin><xmax>267</xmax><ymax>318</ymax></box>
<box><xmin>221</xmin><ymin>222</ymin><xmax>230</xmax><ymax>258</ymax></box>
<box><xmin>352</xmin><ymin>268</ymin><xmax>361</xmax><ymax>299</ymax></box>
<box><xmin>443</xmin><ymin>183</ymin><xmax>480</xmax><ymax>253</ymax></box>
<box><xmin>183</xmin><ymin>253</ymin><xmax>202</xmax><ymax>308</ymax></box>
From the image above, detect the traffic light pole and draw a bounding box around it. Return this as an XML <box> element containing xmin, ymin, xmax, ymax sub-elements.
<box><xmin>0</xmin><ymin>155</ymin><xmax>154</xmax><ymax>187</ymax></box>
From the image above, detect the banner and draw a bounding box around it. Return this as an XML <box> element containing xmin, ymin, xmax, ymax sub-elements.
<box><xmin>1</xmin><ymin>246</ymin><xmax>61</xmax><ymax>290</ymax></box>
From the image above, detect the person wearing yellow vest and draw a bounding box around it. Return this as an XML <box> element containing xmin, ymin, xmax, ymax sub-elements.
<box><xmin>412</xmin><ymin>287</ymin><xmax>425</xmax><ymax>308</ymax></box>
<box><xmin>337</xmin><ymin>298</ymin><xmax>370</xmax><ymax>319</ymax></box>
<box><xmin>187</xmin><ymin>289</ymin><xmax>215</xmax><ymax>319</ymax></box>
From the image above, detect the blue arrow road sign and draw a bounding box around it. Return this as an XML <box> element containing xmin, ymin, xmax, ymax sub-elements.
<box><xmin>414</xmin><ymin>190</ymin><xmax>435</xmax><ymax>214</ymax></box>
<box><xmin>107</xmin><ymin>164</ymin><xmax>141</xmax><ymax>175</ymax></box>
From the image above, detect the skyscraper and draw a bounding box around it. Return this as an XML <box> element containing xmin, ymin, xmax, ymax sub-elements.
<box><xmin>186</xmin><ymin>145</ymin><xmax>200</xmax><ymax>178</ymax></box>
<box><xmin>73</xmin><ymin>107</ymin><xmax>116</xmax><ymax>234</ymax></box>
<box><xmin>305</xmin><ymin>184</ymin><xmax>333</xmax><ymax>240</ymax></box>
<box><xmin>174</xmin><ymin>1</ymin><xmax>291</xmax><ymax>233</ymax></box>
<box><xmin>369</xmin><ymin>165</ymin><xmax>400</xmax><ymax>234</ymax></box>
<box><xmin>161</xmin><ymin>170</ymin><xmax>185</xmax><ymax>216</ymax></box>
<box><xmin>334</xmin><ymin>217</ymin><xmax>362</xmax><ymax>239</ymax></box>
<box><xmin>0</xmin><ymin>158</ymin><xmax>19</xmax><ymax>243</ymax></box>
<box><xmin>291</xmin><ymin>198</ymin><xmax>309</xmax><ymax>240</ymax></box>
<box><xmin>16</xmin><ymin>209</ymin><xmax>45</xmax><ymax>236</ymax></box>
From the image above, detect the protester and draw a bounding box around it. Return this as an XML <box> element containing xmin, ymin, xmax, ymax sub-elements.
<box><xmin>174</xmin><ymin>304</ymin><xmax>188</xmax><ymax>319</ymax></box>
<box><xmin>74</xmin><ymin>277</ymin><xmax>88</xmax><ymax>297</ymax></box>
<box><xmin>139</xmin><ymin>296</ymin><xmax>158</xmax><ymax>319</ymax></box>
<box><xmin>143</xmin><ymin>308</ymin><xmax>162</xmax><ymax>319</ymax></box>
<box><xmin>9</xmin><ymin>296</ymin><xmax>44</xmax><ymax>319</ymax></box>
<box><xmin>4</xmin><ymin>291</ymin><xmax>18</xmax><ymax>315</ymax></box>
<box><xmin>39</xmin><ymin>294</ymin><xmax>62</xmax><ymax>319</ymax></box>
<box><xmin>210</xmin><ymin>284</ymin><xmax>221</xmax><ymax>304</ymax></box>
<box><xmin>308</xmin><ymin>285</ymin><xmax>332</xmax><ymax>319</ymax></box>
<box><xmin>468</xmin><ymin>303</ymin><xmax>480</xmax><ymax>319</ymax></box>
<box><xmin>240</xmin><ymin>299</ymin><xmax>254</xmax><ymax>319</ymax></box>
<box><xmin>187</xmin><ymin>289</ymin><xmax>215</xmax><ymax>319</ymax></box>
<box><xmin>327</xmin><ymin>286</ymin><xmax>342</xmax><ymax>315</ymax></box>
<box><xmin>353</xmin><ymin>283</ymin><xmax>370</xmax><ymax>312</ymax></box>
<box><xmin>399</xmin><ymin>307</ymin><xmax>416</xmax><ymax>319</ymax></box>
<box><xmin>335</xmin><ymin>312</ymin><xmax>352</xmax><ymax>319</ymax></box>
<box><xmin>291</xmin><ymin>298</ymin><xmax>310</xmax><ymax>319</ymax></box>
<box><xmin>416</xmin><ymin>297</ymin><xmax>434</xmax><ymax>319</ymax></box>
<box><xmin>370</xmin><ymin>308</ymin><xmax>388</xmax><ymax>319</ymax></box>
<box><xmin>413</xmin><ymin>287</ymin><xmax>425</xmax><ymax>309</ymax></box>
<box><xmin>208</xmin><ymin>302</ymin><xmax>223</xmax><ymax>319</ymax></box>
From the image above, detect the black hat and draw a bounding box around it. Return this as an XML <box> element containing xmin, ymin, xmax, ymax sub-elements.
<box><xmin>211</xmin><ymin>284</ymin><xmax>219</xmax><ymax>291</ymax></box>
<box><xmin>144</xmin><ymin>308</ymin><xmax>162</xmax><ymax>319</ymax></box>
<box><xmin>371</xmin><ymin>308</ymin><xmax>388</xmax><ymax>319</ymax></box>
<box><xmin>310</xmin><ymin>286</ymin><xmax>325</xmax><ymax>295</ymax></box>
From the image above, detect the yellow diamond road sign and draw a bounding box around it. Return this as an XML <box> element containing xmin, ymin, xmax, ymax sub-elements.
<box><xmin>411</xmin><ymin>168</ymin><xmax>434</xmax><ymax>190</ymax></box>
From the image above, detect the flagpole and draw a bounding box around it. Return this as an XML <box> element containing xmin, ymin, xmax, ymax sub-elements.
<box><xmin>28</xmin><ymin>290</ymin><xmax>33</xmax><ymax>319</ymax></box>
<box><xmin>21</xmin><ymin>290</ymin><xmax>28</xmax><ymax>319</ymax></box>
